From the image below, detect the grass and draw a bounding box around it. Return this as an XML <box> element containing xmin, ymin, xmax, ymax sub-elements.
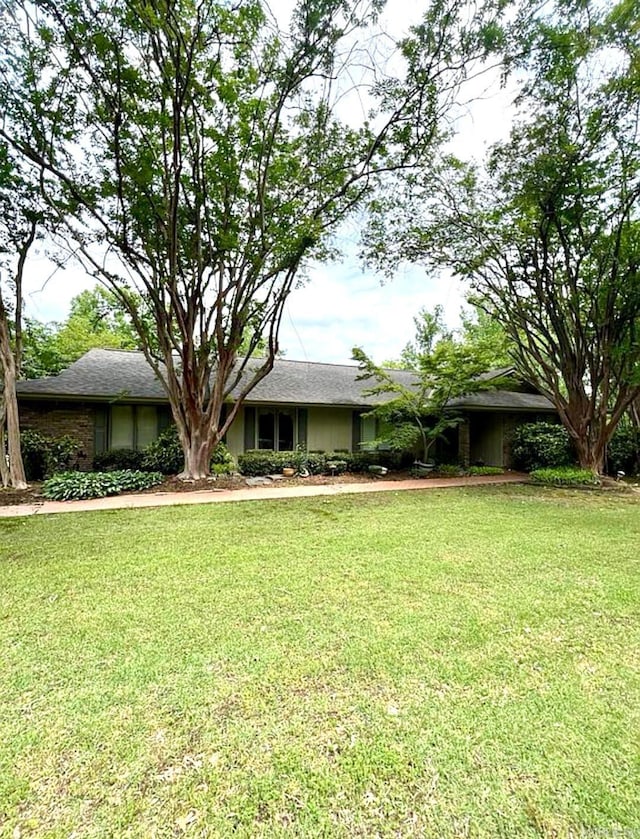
<box><xmin>1</xmin><ymin>485</ymin><xmax>639</xmax><ymax>838</ymax></box>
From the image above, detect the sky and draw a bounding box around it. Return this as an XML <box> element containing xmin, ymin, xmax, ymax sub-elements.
<box><xmin>19</xmin><ymin>2</ymin><xmax>516</xmax><ymax>366</ymax></box>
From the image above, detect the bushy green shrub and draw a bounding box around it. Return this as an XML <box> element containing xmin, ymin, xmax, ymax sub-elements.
<box><xmin>433</xmin><ymin>464</ymin><xmax>463</xmax><ymax>477</ymax></box>
<box><xmin>141</xmin><ymin>425</ymin><xmax>234</xmax><ymax>475</ymax></box>
<box><xmin>238</xmin><ymin>448</ymin><xmax>411</xmax><ymax>477</ymax></box>
<box><xmin>530</xmin><ymin>466</ymin><xmax>599</xmax><ymax>487</ymax></box>
<box><xmin>607</xmin><ymin>423</ymin><xmax>640</xmax><ymax>475</ymax></box>
<box><xmin>238</xmin><ymin>449</ymin><xmax>299</xmax><ymax>476</ymax></box>
<box><xmin>209</xmin><ymin>441</ymin><xmax>235</xmax><ymax>475</ymax></box>
<box><xmin>93</xmin><ymin>448</ymin><xmax>146</xmax><ymax>472</ymax></box>
<box><xmin>511</xmin><ymin>422</ymin><xmax>574</xmax><ymax>472</ymax></box>
<box><xmin>141</xmin><ymin>426</ymin><xmax>183</xmax><ymax>474</ymax></box>
<box><xmin>42</xmin><ymin>469</ymin><xmax>164</xmax><ymax>501</ymax></box>
<box><xmin>20</xmin><ymin>430</ymin><xmax>81</xmax><ymax>480</ymax></box>
<box><xmin>468</xmin><ymin>465</ymin><xmax>504</xmax><ymax>476</ymax></box>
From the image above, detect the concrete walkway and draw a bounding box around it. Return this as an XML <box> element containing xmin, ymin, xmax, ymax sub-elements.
<box><xmin>0</xmin><ymin>473</ymin><xmax>527</xmax><ymax>518</ymax></box>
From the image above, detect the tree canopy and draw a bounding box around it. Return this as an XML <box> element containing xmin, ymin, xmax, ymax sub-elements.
<box><xmin>22</xmin><ymin>287</ymin><xmax>139</xmax><ymax>379</ymax></box>
<box><xmin>353</xmin><ymin>305</ymin><xmax>507</xmax><ymax>462</ymax></box>
<box><xmin>0</xmin><ymin>0</ymin><xmax>504</xmax><ymax>477</ymax></box>
<box><xmin>362</xmin><ymin>0</ymin><xmax>640</xmax><ymax>474</ymax></box>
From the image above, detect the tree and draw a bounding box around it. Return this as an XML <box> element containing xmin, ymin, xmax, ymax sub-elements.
<box><xmin>22</xmin><ymin>287</ymin><xmax>139</xmax><ymax>378</ymax></box>
<box><xmin>0</xmin><ymin>143</ymin><xmax>40</xmax><ymax>488</ymax></box>
<box><xmin>459</xmin><ymin>303</ymin><xmax>511</xmax><ymax>369</ymax></box>
<box><xmin>352</xmin><ymin>306</ymin><xmax>506</xmax><ymax>462</ymax></box>
<box><xmin>0</xmin><ymin>0</ymin><xmax>505</xmax><ymax>478</ymax></box>
<box><xmin>363</xmin><ymin>0</ymin><xmax>640</xmax><ymax>474</ymax></box>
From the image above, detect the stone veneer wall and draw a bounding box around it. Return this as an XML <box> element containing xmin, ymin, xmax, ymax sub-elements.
<box><xmin>19</xmin><ymin>401</ymin><xmax>96</xmax><ymax>470</ymax></box>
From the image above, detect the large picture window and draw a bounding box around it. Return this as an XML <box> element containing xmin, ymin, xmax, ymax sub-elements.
<box><xmin>244</xmin><ymin>406</ymin><xmax>307</xmax><ymax>452</ymax></box>
<box><xmin>257</xmin><ymin>407</ymin><xmax>296</xmax><ymax>451</ymax></box>
<box><xmin>109</xmin><ymin>405</ymin><xmax>166</xmax><ymax>451</ymax></box>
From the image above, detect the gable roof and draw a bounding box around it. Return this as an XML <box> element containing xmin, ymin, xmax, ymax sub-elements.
<box><xmin>16</xmin><ymin>348</ymin><xmax>556</xmax><ymax>413</ymax></box>
<box><xmin>16</xmin><ymin>348</ymin><xmax>416</xmax><ymax>408</ymax></box>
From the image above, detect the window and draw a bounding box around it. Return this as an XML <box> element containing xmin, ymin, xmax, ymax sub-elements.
<box><xmin>245</xmin><ymin>406</ymin><xmax>306</xmax><ymax>451</ymax></box>
<box><xmin>109</xmin><ymin>405</ymin><xmax>162</xmax><ymax>451</ymax></box>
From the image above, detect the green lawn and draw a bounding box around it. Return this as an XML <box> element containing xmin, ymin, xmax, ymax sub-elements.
<box><xmin>1</xmin><ymin>486</ymin><xmax>639</xmax><ymax>838</ymax></box>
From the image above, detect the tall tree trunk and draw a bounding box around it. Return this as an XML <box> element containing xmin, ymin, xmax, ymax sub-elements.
<box><xmin>573</xmin><ymin>436</ymin><xmax>606</xmax><ymax>475</ymax></box>
<box><xmin>0</xmin><ymin>323</ymin><xmax>27</xmax><ymax>488</ymax></box>
<box><xmin>0</xmin><ymin>401</ymin><xmax>9</xmax><ymax>488</ymax></box>
<box><xmin>174</xmin><ymin>412</ymin><xmax>218</xmax><ymax>480</ymax></box>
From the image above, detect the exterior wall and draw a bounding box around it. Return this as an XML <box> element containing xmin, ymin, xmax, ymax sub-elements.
<box><xmin>458</xmin><ymin>419</ymin><xmax>471</xmax><ymax>467</ymax></box>
<box><xmin>307</xmin><ymin>406</ymin><xmax>353</xmax><ymax>452</ymax></box>
<box><xmin>221</xmin><ymin>405</ymin><xmax>354</xmax><ymax>456</ymax></box>
<box><xmin>468</xmin><ymin>410</ymin><xmax>558</xmax><ymax>469</ymax></box>
<box><xmin>19</xmin><ymin>401</ymin><xmax>96</xmax><ymax>470</ymax></box>
<box><xmin>470</xmin><ymin>412</ymin><xmax>504</xmax><ymax>467</ymax></box>
<box><xmin>225</xmin><ymin>409</ymin><xmax>244</xmax><ymax>457</ymax></box>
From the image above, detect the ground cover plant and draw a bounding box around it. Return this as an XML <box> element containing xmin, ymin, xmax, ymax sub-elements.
<box><xmin>1</xmin><ymin>486</ymin><xmax>639</xmax><ymax>837</ymax></box>
<box><xmin>41</xmin><ymin>469</ymin><xmax>164</xmax><ymax>501</ymax></box>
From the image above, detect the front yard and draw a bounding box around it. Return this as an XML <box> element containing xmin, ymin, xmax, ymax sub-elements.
<box><xmin>1</xmin><ymin>486</ymin><xmax>639</xmax><ymax>837</ymax></box>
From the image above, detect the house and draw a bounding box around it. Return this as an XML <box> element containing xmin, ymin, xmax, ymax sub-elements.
<box><xmin>16</xmin><ymin>348</ymin><xmax>557</xmax><ymax>469</ymax></box>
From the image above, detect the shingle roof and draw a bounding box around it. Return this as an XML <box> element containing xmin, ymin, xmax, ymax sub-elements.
<box><xmin>16</xmin><ymin>348</ymin><xmax>556</xmax><ymax>413</ymax></box>
<box><xmin>16</xmin><ymin>348</ymin><xmax>416</xmax><ymax>407</ymax></box>
<box><xmin>449</xmin><ymin>390</ymin><xmax>556</xmax><ymax>411</ymax></box>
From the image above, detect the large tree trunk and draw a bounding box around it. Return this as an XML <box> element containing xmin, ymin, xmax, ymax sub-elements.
<box><xmin>174</xmin><ymin>413</ymin><xmax>219</xmax><ymax>481</ymax></box>
<box><xmin>0</xmin><ymin>300</ymin><xmax>27</xmax><ymax>490</ymax></box>
<box><xmin>572</xmin><ymin>435</ymin><xmax>606</xmax><ymax>475</ymax></box>
<box><xmin>0</xmin><ymin>403</ymin><xmax>9</xmax><ymax>488</ymax></box>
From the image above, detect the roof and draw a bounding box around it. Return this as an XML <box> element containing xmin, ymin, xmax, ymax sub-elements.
<box><xmin>16</xmin><ymin>348</ymin><xmax>556</xmax><ymax>413</ymax></box>
<box><xmin>16</xmin><ymin>348</ymin><xmax>416</xmax><ymax>408</ymax></box>
<box><xmin>449</xmin><ymin>390</ymin><xmax>556</xmax><ymax>412</ymax></box>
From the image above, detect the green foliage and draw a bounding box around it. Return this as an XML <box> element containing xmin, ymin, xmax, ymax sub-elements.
<box><xmin>42</xmin><ymin>469</ymin><xmax>163</xmax><ymax>501</ymax></box>
<box><xmin>361</xmin><ymin>0</ymin><xmax>640</xmax><ymax>473</ymax></box>
<box><xmin>468</xmin><ymin>465</ymin><xmax>504</xmax><ymax>476</ymax></box>
<box><xmin>511</xmin><ymin>422</ymin><xmax>574</xmax><ymax>472</ymax></box>
<box><xmin>237</xmin><ymin>448</ymin><xmax>410</xmax><ymax>477</ymax></box>
<box><xmin>530</xmin><ymin>467</ymin><xmax>600</xmax><ymax>487</ymax></box>
<box><xmin>433</xmin><ymin>464</ymin><xmax>462</xmax><ymax>477</ymax></box>
<box><xmin>237</xmin><ymin>450</ymin><xmax>301</xmax><ymax>477</ymax></box>
<box><xmin>22</xmin><ymin>287</ymin><xmax>139</xmax><ymax>378</ymax></box>
<box><xmin>140</xmin><ymin>426</ymin><xmax>183</xmax><ymax>475</ymax></box>
<box><xmin>20</xmin><ymin>430</ymin><xmax>81</xmax><ymax>480</ymax></box>
<box><xmin>1</xmin><ymin>0</ymin><xmax>500</xmax><ymax>477</ymax></box>
<box><xmin>140</xmin><ymin>425</ymin><xmax>234</xmax><ymax>476</ymax></box>
<box><xmin>93</xmin><ymin>448</ymin><xmax>146</xmax><ymax>472</ymax></box>
<box><xmin>353</xmin><ymin>306</ymin><xmax>508</xmax><ymax>462</ymax></box>
<box><xmin>607</xmin><ymin>422</ymin><xmax>640</xmax><ymax>475</ymax></box>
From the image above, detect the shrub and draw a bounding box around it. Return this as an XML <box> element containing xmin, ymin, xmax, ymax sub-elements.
<box><xmin>433</xmin><ymin>464</ymin><xmax>463</xmax><ymax>477</ymax></box>
<box><xmin>238</xmin><ymin>449</ymin><xmax>299</xmax><ymax>476</ymax></box>
<box><xmin>141</xmin><ymin>426</ymin><xmax>183</xmax><ymax>474</ymax></box>
<box><xmin>42</xmin><ymin>469</ymin><xmax>163</xmax><ymax>501</ymax></box>
<box><xmin>93</xmin><ymin>448</ymin><xmax>145</xmax><ymax>472</ymax></box>
<box><xmin>141</xmin><ymin>425</ymin><xmax>235</xmax><ymax>475</ymax></box>
<box><xmin>607</xmin><ymin>423</ymin><xmax>640</xmax><ymax>475</ymax></box>
<box><xmin>511</xmin><ymin>422</ymin><xmax>574</xmax><ymax>472</ymax></box>
<box><xmin>20</xmin><ymin>430</ymin><xmax>81</xmax><ymax>480</ymax></box>
<box><xmin>468</xmin><ymin>465</ymin><xmax>504</xmax><ymax>476</ymax></box>
<box><xmin>209</xmin><ymin>441</ymin><xmax>235</xmax><ymax>475</ymax></box>
<box><xmin>530</xmin><ymin>466</ymin><xmax>599</xmax><ymax>487</ymax></box>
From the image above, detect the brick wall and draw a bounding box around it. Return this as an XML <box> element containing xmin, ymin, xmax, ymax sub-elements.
<box><xmin>19</xmin><ymin>401</ymin><xmax>96</xmax><ymax>470</ymax></box>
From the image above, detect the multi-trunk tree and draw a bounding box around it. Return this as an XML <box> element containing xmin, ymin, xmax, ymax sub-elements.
<box><xmin>0</xmin><ymin>0</ymin><xmax>503</xmax><ymax>478</ymax></box>
<box><xmin>363</xmin><ymin>0</ymin><xmax>640</xmax><ymax>474</ymax></box>
<box><xmin>0</xmin><ymin>144</ymin><xmax>40</xmax><ymax>488</ymax></box>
